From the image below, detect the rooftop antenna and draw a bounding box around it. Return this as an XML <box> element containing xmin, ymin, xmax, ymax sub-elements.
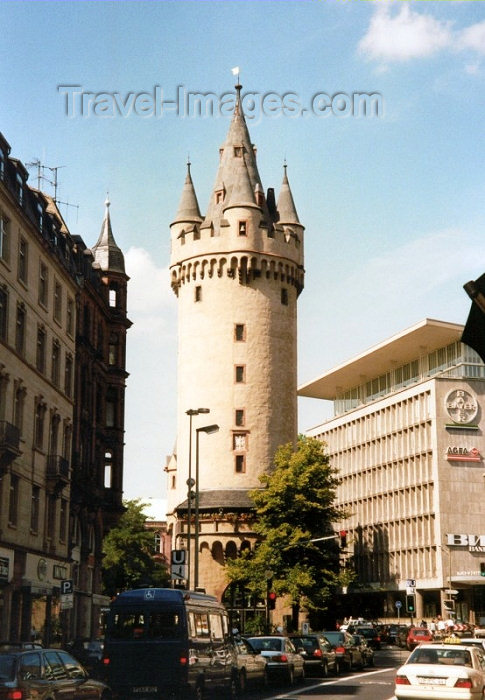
<box><xmin>26</xmin><ymin>159</ymin><xmax>79</xmax><ymax>222</ymax></box>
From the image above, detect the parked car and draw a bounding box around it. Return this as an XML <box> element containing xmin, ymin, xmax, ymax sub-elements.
<box><xmin>395</xmin><ymin>642</ymin><xmax>485</xmax><ymax>700</ymax></box>
<box><xmin>355</xmin><ymin>626</ymin><xmax>381</xmax><ymax>650</ymax></box>
<box><xmin>289</xmin><ymin>633</ymin><xmax>339</xmax><ymax>676</ymax></box>
<box><xmin>351</xmin><ymin>634</ymin><xmax>374</xmax><ymax>667</ymax></box>
<box><xmin>322</xmin><ymin>630</ymin><xmax>366</xmax><ymax>671</ymax></box>
<box><xmin>245</xmin><ymin>635</ymin><xmax>305</xmax><ymax>685</ymax></box>
<box><xmin>68</xmin><ymin>637</ymin><xmax>104</xmax><ymax>676</ymax></box>
<box><xmin>234</xmin><ymin>637</ymin><xmax>268</xmax><ymax>692</ymax></box>
<box><xmin>406</xmin><ymin>626</ymin><xmax>434</xmax><ymax>650</ymax></box>
<box><xmin>397</xmin><ymin>625</ymin><xmax>411</xmax><ymax>648</ymax></box>
<box><xmin>0</xmin><ymin>646</ymin><xmax>111</xmax><ymax>699</ymax></box>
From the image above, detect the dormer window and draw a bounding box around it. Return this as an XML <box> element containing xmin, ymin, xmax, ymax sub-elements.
<box><xmin>215</xmin><ymin>190</ymin><xmax>224</xmax><ymax>204</ymax></box>
<box><xmin>234</xmin><ymin>146</ymin><xmax>243</xmax><ymax>157</ymax></box>
<box><xmin>16</xmin><ymin>173</ymin><xmax>23</xmax><ymax>206</ymax></box>
<box><xmin>37</xmin><ymin>202</ymin><xmax>43</xmax><ymax>234</ymax></box>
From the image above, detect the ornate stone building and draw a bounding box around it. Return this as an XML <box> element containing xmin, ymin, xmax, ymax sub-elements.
<box><xmin>69</xmin><ymin>200</ymin><xmax>130</xmax><ymax>640</ymax></box>
<box><xmin>0</xmin><ymin>132</ymin><xmax>129</xmax><ymax>642</ymax></box>
<box><xmin>166</xmin><ymin>85</ymin><xmax>304</xmax><ymax>617</ymax></box>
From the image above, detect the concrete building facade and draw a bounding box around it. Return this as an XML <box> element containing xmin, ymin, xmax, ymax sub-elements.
<box><xmin>300</xmin><ymin>319</ymin><xmax>485</xmax><ymax>625</ymax></box>
<box><xmin>166</xmin><ymin>84</ymin><xmax>304</xmax><ymax>610</ymax></box>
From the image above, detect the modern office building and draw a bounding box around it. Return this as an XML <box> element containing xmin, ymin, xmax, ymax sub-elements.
<box><xmin>166</xmin><ymin>84</ymin><xmax>304</xmax><ymax>607</ymax></box>
<box><xmin>300</xmin><ymin>318</ymin><xmax>485</xmax><ymax>624</ymax></box>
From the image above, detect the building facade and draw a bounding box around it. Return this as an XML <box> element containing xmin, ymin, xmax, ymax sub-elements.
<box><xmin>69</xmin><ymin>201</ymin><xmax>130</xmax><ymax>641</ymax></box>
<box><xmin>300</xmin><ymin>318</ymin><xmax>485</xmax><ymax>625</ymax></box>
<box><xmin>0</xmin><ymin>133</ymin><xmax>129</xmax><ymax>643</ymax></box>
<box><xmin>166</xmin><ymin>84</ymin><xmax>304</xmax><ymax>607</ymax></box>
<box><xmin>0</xmin><ymin>133</ymin><xmax>78</xmax><ymax>642</ymax></box>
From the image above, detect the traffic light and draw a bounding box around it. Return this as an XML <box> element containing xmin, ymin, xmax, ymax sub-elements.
<box><xmin>267</xmin><ymin>591</ymin><xmax>277</xmax><ymax>610</ymax></box>
<box><xmin>405</xmin><ymin>594</ymin><xmax>415</xmax><ymax>614</ymax></box>
<box><xmin>339</xmin><ymin>530</ymin><xmax>347</xmax><ymax>548</ymax></box>
<box><xmin>480</xmin><ymin>562</ymin><xmax>485</xmax><ymax>577</ymax></box>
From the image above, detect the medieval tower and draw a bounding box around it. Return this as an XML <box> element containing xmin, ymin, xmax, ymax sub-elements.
<box><xmin>167</xmin><ymin>84</ymin><xmax>304</xmax><ymax>607</ymax></box>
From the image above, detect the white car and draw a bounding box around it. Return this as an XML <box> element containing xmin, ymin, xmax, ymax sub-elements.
<box><xmin>395</xmin><ymin>643</ymin><xmax>485</xmax><ymax>700</ymax></box>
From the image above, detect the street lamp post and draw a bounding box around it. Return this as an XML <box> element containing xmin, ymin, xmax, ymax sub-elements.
<box><xmin>185</xmin><ymin>408</ymin><xmax>210</xmax><ymax>590</ymax></box>
<box><xmin>194</xmin><ymin>423</ymin><xmax>219</xmax><ymax>590</ymax></box>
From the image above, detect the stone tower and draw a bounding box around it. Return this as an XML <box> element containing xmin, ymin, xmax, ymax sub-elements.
<box><xmin>167</xmin><ymin>85</ymin><xmax>304</xmax><ymax>600</ymax></box>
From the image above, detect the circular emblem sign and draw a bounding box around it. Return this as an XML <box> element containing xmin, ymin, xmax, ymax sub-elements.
<box><xmin>37</xmin><ymin>558</ymin><xmax>47</xmax><ymax>581</ymax></box>
<box><xmin>445</xmin><ymin>389</ymin><xmax>478</xmax><ymax>424</ymax></box>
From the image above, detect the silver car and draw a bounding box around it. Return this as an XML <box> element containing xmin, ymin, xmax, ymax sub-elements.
<box><xmin>245</xmin><ymin>635</ymin><xmax>305</xmax><ymax>685</ymax></box>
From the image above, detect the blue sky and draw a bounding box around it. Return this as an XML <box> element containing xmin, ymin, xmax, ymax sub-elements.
<box><xmin>2</xmin><ymin>0</ymin><xmax>485</xmax><ymax>507</ymax></box>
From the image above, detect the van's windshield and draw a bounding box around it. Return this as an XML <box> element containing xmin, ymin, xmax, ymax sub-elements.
<box><xmin>109</xmin><ymin>608</ymin><xmax>183</xmax><ymax>640</ymax></box>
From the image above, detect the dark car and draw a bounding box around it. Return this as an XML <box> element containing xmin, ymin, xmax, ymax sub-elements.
<box><xmin>0</xmin><ymin>646</ymin><xmax>111</xmax><ymax>699</ymax></box>
<box><xmin>396</xmin><ymin>625</ymin><xmax>410</xmax><ymax>648</ymax></box>
<box><xmin>322</xmin><ymin>630</ymin><xmax>366</xmax><ymax>671</ymax></box>
<box><xmin>289</xmin><ymin>633</ymin><xmax>339</xmax><ymax>677</ymax></box>
<box><xmin>355</xmin><ymin>626</ymin><xmax>381</xmax><ymax>650</ymax></box>
<box><xmin>351</xmin><ymin>634</ymin><xmax>374</xmax><ymax>667</ymax></box>
<box><xmin>234</xmin><ymin>637</ymin><xmax>268</xmax><ymax>692</ymax></box>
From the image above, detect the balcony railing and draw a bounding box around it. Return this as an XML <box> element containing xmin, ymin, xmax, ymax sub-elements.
<box><xmin>46</xmin><ymin>455</ymin><xmax>70</xmax><ymax>494</ymax></box>
<box><xmin>0</xmin><ymin>421</ymin><xmax>21</xmax><ymax>471</ymax></box>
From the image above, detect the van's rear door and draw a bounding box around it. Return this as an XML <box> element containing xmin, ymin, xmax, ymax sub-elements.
<box><xmin>105</xmin><ymin>603</ymin><xmax>189</xmax><ymax>695</ymax></box>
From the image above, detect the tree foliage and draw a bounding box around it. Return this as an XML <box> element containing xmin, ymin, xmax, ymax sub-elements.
<box><xmin>102</xmin><ymin>499</ymin><xmax>169</xmax><ymax>596</ymax></box>
<box><xmin>226</xmin><ymin>436</ymin><xmax>346</xmax><ymax>621</ymax></box>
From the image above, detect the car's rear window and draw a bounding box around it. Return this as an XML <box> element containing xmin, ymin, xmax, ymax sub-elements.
<box><xmin>0</xmin><ymin>655</ymin><xmax>16</xmax><ymax>681</ymax></box>
<box><xmin>247</xmin><ymin>638</ymin><xmax>282</xmax><ymax>652</ymax></box>
<box><xmin>414</xmin><ymin>630</ymin><xmax>430</xmax><ymax>637</ymax></box>
<box><xmin>292</xmin><ymin>637</ymin><xmax>318</xmax><ymax>651</ymax></box>
<box><xmin>323</xmin><ymin>632</ymin><xmax>344</xmax><ymax>645</ymax></box>
<box><xmin>409</xmin><ymin>648</ymin><xmax>472</xmax><ymax>666</ymax></box>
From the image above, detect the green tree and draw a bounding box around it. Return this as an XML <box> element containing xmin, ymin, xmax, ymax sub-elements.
<box><xmin>102</xmin><ymin>499</ymin><xmax>169</xmax><ymax>596</ymax></box>
<box><xmin>226</xmin><ymin>436</ymin><xmax>346</xmax><ymax>630</ymax></box>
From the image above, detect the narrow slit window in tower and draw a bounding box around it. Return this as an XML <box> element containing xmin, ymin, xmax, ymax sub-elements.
<box><xmin>234</xmin><ymin>324</ymin><xmax>245</xmax><ymax>341</ymax></box>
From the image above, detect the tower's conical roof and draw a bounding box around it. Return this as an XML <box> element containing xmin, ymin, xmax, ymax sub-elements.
<box><xmin>223</xmin><ymin>152</ymin><xmax>257</xmax><ymax>211</ymax></box>
<box><xmin>276</xmin><ymin>164</ymin><xmax>300</xmax><ymax>225</ymax></box>
<box><xmin>172</xmin><ymin>161</ymin><xmax>202</xmax><ymax>224</ymax></box>
<box><xmin>204</xmin><ymin>84</ymin><xmax>268</xmax><ymax>226</ymax></box>
<box><xmin>92</xmin><ymin>198</ymin><xmax>125</xmax><ymax>274</ymax></box>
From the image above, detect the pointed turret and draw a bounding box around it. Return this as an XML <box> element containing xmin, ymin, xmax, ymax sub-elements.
<box><xmin>172</xmin><ymin>161</ymin><xmax>202</xmax><ymax>225</ymax></box>
<box><xmin>223</xmin><ymin>153</ymin><xmax>258</xmax><ymax>211</ymax></box>
<box><xmin>203</xmin><ymin>83</ymin><xmax>267</xmax><ymax>228</ymax></box>
<box><xmin>92</xmin><ymin>198</ymin><xmax>125</xmax><ymax>274</ymax></box>
<box><xmin>276</xmin><ymin>163</ymin><xmax>300</xmax><ymax>225</ymax></box>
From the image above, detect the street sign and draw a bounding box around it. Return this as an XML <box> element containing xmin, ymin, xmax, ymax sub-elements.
<box><xmin>171</xmin><ymin>550</ymin><xmax>187</xmax><ymax>581</ymax></box>
<box><xmin>445</xmin><ymin>589</ymin><xmax>458</xmax><ymax>596</ymax></box>
<box><xmin>60</xmin><ymin>579</ymin><xmax>73</xmax><ymax>595</ymax></box>
<box><xmin>395</xmin><ymin>600</ymin><xmax>402</xmax><ymax>609</ymax></box>
<box><xmin>406</xmin><ymin>579</ymin><xmax>416</xmax><ymax>587</ymax></box>
<box><xmin>60</xmin><ymin>594</ymin><xmax>73</xmax><ymax>610</ymax></box>
<box><xmin>406</xmin><ymin>586</ymin><xmax>416</xmax><ymax>595</ymax></box>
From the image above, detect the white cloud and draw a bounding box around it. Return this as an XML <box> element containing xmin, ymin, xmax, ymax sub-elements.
<box><xmin>359</xmin><ymin>4</ymin><xmax>452</xmax><ymax>63</ymax></box>
<box><xmin>459</xmin><ymin>20</ymin><xmax>485</xmax><ymax>55</ymax></box>
<box><xmin>125</xmin><ymin>247</ymin><xmax>176</xmax><ymax>337</ymax></box>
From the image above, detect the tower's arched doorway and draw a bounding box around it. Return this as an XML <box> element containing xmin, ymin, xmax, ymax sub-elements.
<box><xmin>222</xmin><ymin>582</ymin><xmax>266</xmax><ymax>634</ymax></box>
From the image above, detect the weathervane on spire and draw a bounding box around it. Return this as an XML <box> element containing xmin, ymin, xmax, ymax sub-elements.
<box><xmin>231</xmin><ymin>66</ymin><xmax>241</xmax><ymax>89</ymax></box>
